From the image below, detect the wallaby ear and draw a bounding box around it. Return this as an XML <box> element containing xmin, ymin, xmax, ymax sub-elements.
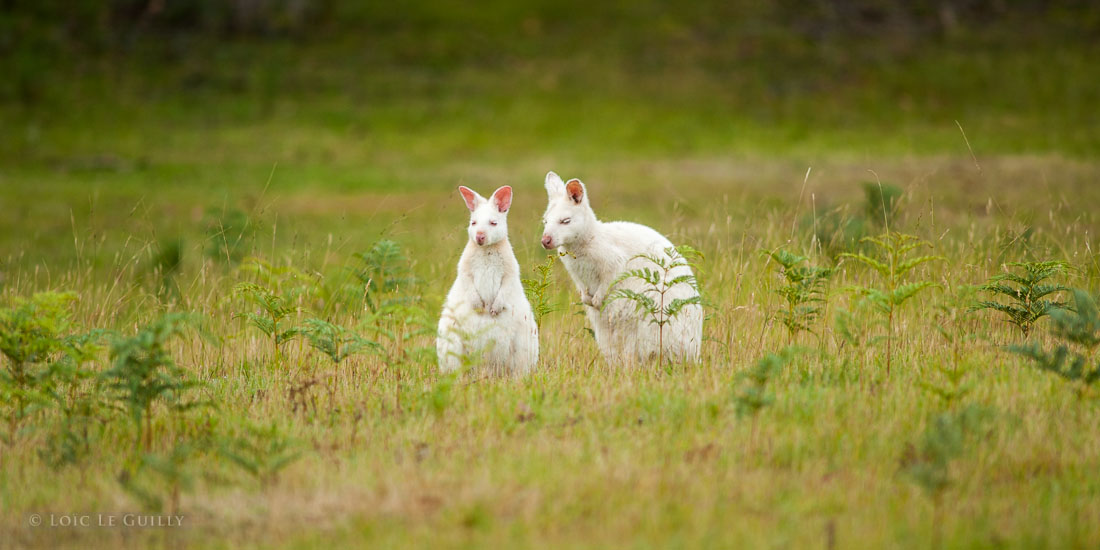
<box><xmin>545</xmin><ymin>171</ymin><xmax>566</xmax><ymax>198</ymax></box>
<box><xmin>565</xmin><ymin>178</ymin><xmax>585</xmax><ymax>204</ymax></box>
<box><xmin>457</xmin><ymin>186</ymin><xmax>482</xmax><ymax>212</ymax></box>
<box><xmin>491</xmin><ymin>186</ymin><xmax>513</xmax><ymax>213</ymax></box>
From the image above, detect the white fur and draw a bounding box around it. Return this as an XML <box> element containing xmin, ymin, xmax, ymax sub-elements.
<box><xmin>540</xmin><ymin>171</ymin><xmax>703</xmax><ymax>366</ymax></box>
<box><xmin>437</xmin><ymin>185</ymin><xmax>539</xmax><ymax>376</ymax></box>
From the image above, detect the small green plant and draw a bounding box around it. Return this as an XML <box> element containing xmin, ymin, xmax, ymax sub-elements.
<box><xmin>522</xmin><ymin>253</ymin><xmax>561</xmax><ymax>329</ymax></box>
<box><xmin>973</xmin><ymin>261</ymin><xmax>1069</xmax><ymax>337</ymax></box>
<box><xmin>234</xmin><ymin>282</ymin><xmax>303</xmax><ymax>359</ymax></box>
<box><xmin>234</xmin><ymin>257</ymin><xmax>315</xmax><ymax>359</ymax></box>
<box><xmin>764</xmin><ymin>249</ymin><xmax>833</xmax><ymax>344</ymax></box>
<box><xmin>605</xmin><ymin>245</ymin><xmax>704</xmax><ymax>366</ymax></box>
<box><xmin>352</xmin><ymin>239</ymin><xmax>418</xmax><ymax>313</ymax></box>
<box><xmin>38</xmin><ymin>329</ymin><xmax>107</xmax><ymax>470</ymax></box>
<box><xmin>900</xmin><ymin>405</ymin><xmax>994</xmax><ymax>549</ymax></box>
<box><xmin>933</xmin><ymin>284</ymin><xmax>981</xmax><ymax>374</ymax></box>
<box><xmin>219</xmin><ymin>421</ymin><xmax>303</xmax><ymax>489</ymax></box>
<box><xmin>38</xmin><ymin>405</ymin><xmax>99</xmax><ymax>472</ymax></box>
<box><xmin>920</xmin><ymin>285</ymin><xmax>981</xmax><ymax>409</ymax></box>
<box><xmin>919</xmin><ymin>365</ymin><xmax>974</xmax><ymax>410</ymax></box>
<box><xmin>1009</xmin><ymin>289</ymin><xmax>1100</xmax><ymax>395</ymax></box>
<box><xmin>427</xmin><ymin>371</ymin><xmax>459</xmax><ymax>417</ymax></box>
<box><xmin>0</xmin><ymin>292</ymin><xmax>101</xmax><ymax>436</ymax></box>
<box><xmin>350</xmin><ymin>241</ymin><xmax>432</xmax><ymax>373</ymax></box>
<box><xmin>302</xmin><ymin>318</ymin><xmax>379</xmax><ymax>366</ymax></box>
<box><xmin>842</xmin><ymin>232</ymin><xmax>943</xmax><ymax>375</ymax></box>
<box><xmin>361</xmin><ymin>302</ymin><xmax>434</xmax><ymax>371</ymax></box>
<box><xmin>239</xmin><ymin>257</ymin><xmax>312</xmax><ymax>295</ymax></box>
<box><xmin>100</xmin><ymin>314</ymin><xmax>205</xmax><ymax>453</ymax></box>
<box><xmin>732</xmin><ymin>348</ymin><xmax>798</xmax><ymax>418</ymax></box>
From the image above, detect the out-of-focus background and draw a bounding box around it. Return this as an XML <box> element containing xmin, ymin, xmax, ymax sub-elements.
<box><xmin>1</xmin><ymin>0</ymin><xmax>1097</xmax><ymax>270</ymax></box>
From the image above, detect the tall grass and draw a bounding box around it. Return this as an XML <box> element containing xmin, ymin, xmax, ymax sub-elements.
<box><xmin>2</xmin><ymin>163</ymin><xmax>1100</xmax><ymax>549</ymax></box>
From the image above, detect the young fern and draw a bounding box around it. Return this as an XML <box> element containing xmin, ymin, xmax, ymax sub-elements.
<box><xmin>353</xmin><ymin>239</ymin><xmax>419</xmax><ymax>313</ymax></box>
<box><xmin>920</xmin><ymin>284</ymin><xmax>981</xmax><ymax>409</ymax></box>
<box><xmin>0</xmin><ymin>292</ymin><xmax>102</xmax><ymax>436</ymax></box>
<box><xmin>732</xmin><ymin>347</ymin><xmax>798</xmax><ymax>418</ymax></box>
<box><xmin>899</xmin><ymin>405</ymin><xmax>995</xmax><ymax>548</ymax></box>
<box><xmin>605</xmin><ymin>245</ymin><xmax>703</xmax><ymax>366</ymax></box>
<box><xmin>841</xmin><ymin>232</ymin><xmax>943</xmax><ymax>375</ymax></box>
<box><xmin>764</xmin><ymin>249</ymin><xmax>833</xmax><ymax>344</ymax></box>
<box><xmin>361</xmin><ymin>301</ymin><xmax>435</xmax><ymax>371</ymax></box>
<box><xmin>522</xmin><ymin>253</ymin><xmax>560</xmax><ymax>329</ymax></box>
<box><xmin>100</xmin><ymin>313</ymin><xmax>205</xmax><ymax>453</ymax></box>
<box><xmin>1009</xmin><ymin>289</ymin><xmax>1100</xmax><ymax>394</ymax></box>
<box><xmin>302</xmin><ymin>318</ymin><xmax>379</xmax><ymax>366</ymax></box>
<box><xmin>973</xmin><ymin>260</ymin><xmax>1069</xmax><ymax>337</ymax></box>
<box><xmin>219</xmin><ymin>421</ymin><xmax>303</xmax><ymax>489</ymax></box>
<box><xmin>919</xmin><ymin>365</ymin><xmax>974</xmax><ymax>410</ymax></box>
<box><xmin>234</xmin><ymin>282</ymin><xmax>302</xmax><ymax>359</ymax></box>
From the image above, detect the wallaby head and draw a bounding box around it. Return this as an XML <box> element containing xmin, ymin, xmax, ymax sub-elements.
<box><xmin>541</xmin><ymin>171</ymin><xmax>595</xmax><ymax>250</ymax></box>
<box><xmin>458</xmin><ymin>185</ymin><xmax>512</xmax><ymax>247</ymax></box>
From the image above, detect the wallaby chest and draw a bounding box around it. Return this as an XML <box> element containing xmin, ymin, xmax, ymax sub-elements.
<box><xmin>464</xmin><ymin>249</ymin><xmax>508</xmax><ymax>302</ymax></box>
<box><xmin>561</xmin><ymin>246</ymin><xmax>622</xmax><ymax>293</ymax></box>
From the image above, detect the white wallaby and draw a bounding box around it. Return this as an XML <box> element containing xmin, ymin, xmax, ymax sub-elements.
<box><xmin>437</xmin><ymin>185</ymin><xmax>539</xmax><ymax>376</ymax></box>
<box><xmin>540</xmin><ymin>171</ymin><xmax>703</xmax><ymax>366</ymax></box>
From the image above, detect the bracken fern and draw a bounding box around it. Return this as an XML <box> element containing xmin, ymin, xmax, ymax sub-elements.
<box><xmin>522</xmin><ymin>253</ymin><xmax>561</xmax><ymax>329</ymax></box>
<box><xmin>1009</xmin><ymin>289</ymin><xmax>1100</xmax><ymax>395</ymax></box>
<box><xmin>100</xmin><ymin>314</ymin><xmax>205</xmax><ymax>454</ymax></box>
<box><xmin>764</xmin><ymin>249</ymin><xmax>833</xmax><ymax>344</ymax></box>
<box><xmin>606</xmin><ymin>245</ymin><xmax>703</xmax><ymax>366</ymax></box>
<box><xmin>842</xmin><ymin>232</ymin><xmax>943</xmax><ymax>375</ymax></box>
<box><xmin>973</xmin><ymin>260</ymin><xmax>1069</xmax><ymax>337</ymax></box>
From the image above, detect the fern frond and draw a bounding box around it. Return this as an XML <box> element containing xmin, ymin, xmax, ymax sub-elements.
<box><xmin>895</xmin><ymin>255</ymin><xmax>943</xmax><ymax>277</ymax></box>
<box><xmin>839</xmin><ymin>253</ymin><xmax>889</xmax><ymax>276</ymax></box>
<box><xmin>890</xmin><ymin>281</ymin><xmax>940</xmax><ymax>305</ymax></box>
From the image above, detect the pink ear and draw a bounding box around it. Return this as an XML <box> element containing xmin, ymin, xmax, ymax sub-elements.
<box><xmin>565</xmin><ymin>179</ymin><xmax>585</xmax><ymax>204</ymax></box>
<box><xmin>458</xmin><ymin>186</ymin><xmax>480</xmax><ymax>212</ymax></box>
<box><xmin>491</xmin><ymin>186</ymin><xmax>512</xmax><ymax>213</ymax></box>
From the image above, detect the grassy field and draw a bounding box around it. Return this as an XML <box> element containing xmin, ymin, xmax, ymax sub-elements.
<box><xmin>3</xmin><ymin>4</ymin><xmax>1100</xmax><ymax>549</ymax></box>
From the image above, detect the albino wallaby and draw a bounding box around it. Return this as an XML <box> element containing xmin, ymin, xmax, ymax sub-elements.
<box><xmin>540</xmin><ymin>171</ymin><xmax>702</xmax><ymax>366</ymax></box>
<box><xmin>437</xmin><ymin>185</ymin><xmax>539</xmax><ymax>375</ymax></box>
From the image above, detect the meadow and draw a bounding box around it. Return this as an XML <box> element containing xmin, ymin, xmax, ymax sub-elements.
<box><xmin>2</xmin><ymin>3</ymin><xmax>1100</xmax><ymax>549</ymax></box>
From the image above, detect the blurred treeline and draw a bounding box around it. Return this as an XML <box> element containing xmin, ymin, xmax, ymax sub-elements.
<box><xmin>1</xmin><ymin>0</ymin><xmax>1097</xmax><ymax>103</ymax></box>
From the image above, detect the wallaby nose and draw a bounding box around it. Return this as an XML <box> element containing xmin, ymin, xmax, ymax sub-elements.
<box><xmin>476</xmin><ymin>232</ymin><xmax>487</xmax><ymax>245</ymax></box>
<box><xmin>541</xmin><ymin>235</ymin><xmax>553</xmax><ymax>249</ymax></box>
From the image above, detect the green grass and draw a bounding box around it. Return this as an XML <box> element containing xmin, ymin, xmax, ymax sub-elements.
<box><xmin>2</xmin><ymin>5</ymin><xmax>1100</xmax><ymax>549</ymax></box>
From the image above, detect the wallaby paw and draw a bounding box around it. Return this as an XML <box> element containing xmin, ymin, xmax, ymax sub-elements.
<box><xmin>582</xmin><ymin>290</ymin><xmax>603</xmax><ymax>309</ymax></box>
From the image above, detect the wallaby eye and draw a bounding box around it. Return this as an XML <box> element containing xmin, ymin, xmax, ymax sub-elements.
<box><xmin>470</xmin><ymin>221</ymin><xmax>477</xmax><ymax>226</ymax></box>
<box><xmin>489</xmin><ymin>220</ymin><xmax>498</xmax><ymax>226</ymax></box>
<box><xmin>560</xmin><ymin>218</ymin><xmax>571</xmax><ymax>225</ymax></box>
